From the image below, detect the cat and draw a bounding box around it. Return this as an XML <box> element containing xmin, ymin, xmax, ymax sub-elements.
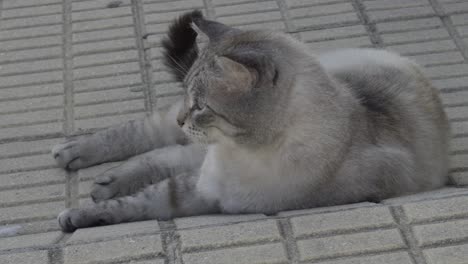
<box><xmin>53</xmin><ymin>10</ymin><xmax>450</xmax><ymax>232</ymax></box>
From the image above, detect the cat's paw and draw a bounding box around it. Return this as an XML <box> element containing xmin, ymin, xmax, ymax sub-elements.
<box><xmin>91</xmin><ymin>170</ymin><xmax>146</xmax><ymax>202</ymax></box>
<box><xmin>52</xmin><ymin>140</ymin><xmax>89</xmax><ymax>170</ymax></box>
<box><xmin>57</xmin><ymin>208</ymin><xmax>82</xmax><ymax>232</ymax></box>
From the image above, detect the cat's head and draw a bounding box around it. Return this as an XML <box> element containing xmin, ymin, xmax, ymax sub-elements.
<box><xmin>162</xmin><ymin>10</ymin><xmax>295</xmax><ymax>146</ymax></box>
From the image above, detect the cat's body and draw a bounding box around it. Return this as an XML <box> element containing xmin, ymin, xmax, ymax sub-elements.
<box><xmin>53</xmin><ymin>11</ymin><xmax>449</xmax><ymax>232</ymax></box>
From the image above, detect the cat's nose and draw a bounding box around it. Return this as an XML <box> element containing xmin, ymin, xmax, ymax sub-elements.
<box><xmin>177</xmin><ymin>117</ymin><xmax>185</xmax><ymax>127</ymax></box>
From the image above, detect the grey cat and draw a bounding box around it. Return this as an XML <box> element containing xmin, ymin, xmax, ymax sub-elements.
<box><xmin>53</xmin><ymin>10</ymin><xmax>450</xmax><ymax>232</ymax></box>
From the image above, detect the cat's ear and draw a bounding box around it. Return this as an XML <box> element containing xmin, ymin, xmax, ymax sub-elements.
<box><xmin>192</xmin><ymin>16</ymin><xmax>238</xmax><ymax>42</ymax></box>
<box><xmin>215</xmin><ymin>56</ymin><xmax>256</xmax><ymax>95</ymax></box>
<box><xmin>162</xmin><ymin>10</ymin><xmax>203</xmax><ymax>82</ymax></box>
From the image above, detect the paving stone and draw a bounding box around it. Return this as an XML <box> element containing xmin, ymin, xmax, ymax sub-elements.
<box><xmin>237</xmin><ymin>21</ymin><xmax>286</xmax><ymax>31</ymax></box>
<box><xmin>441</xmin><ymin>90</ymin><xmax>468</xmax><ymax>106</ymax></box>
<box><xmin>73</xmin><ymin>37</ymin><xmax>136</xmax><ymax>55</ymax></box>
<box><xmin>451</xmin><ymin>13</ymin><xmax>468</xmax><ymax>26</ymax></box>
<box><xmin>433</xmin><ymin>76</ymin><xmax>468</xmax><ymax>91</ymax></box>
<box><xmin>72</xmin><ymin>0</ymin><xmax>131</xmax><ymax>11</ymax></box>
<box><xmin>0</xmin><ymin>122</ymin><xmax>62</xmax><ymax>142</ymax></box>
<box><xmin>386</xmin><ymin>39</ymin><xmax>457</xmax><ymax>55</ymax></box>
<box><xmin>300</xmin><ymin>25</ymin><xmax>367</xmax><ymax>42</ymax></box>
<box><xmin>0</xmin><ymin>109</ymin><xmax>62</xmax><ymax>128</ymax></box>
<box><xmin>0</xmin><ymin>168</ymin><xmax>65</xmax><ymax>190</ymax></box>
<box><xmin>74</xmin><ymin>99</ymin><xmax>145</xmax><ymax>118</ymax></box>
<box><xmin>218</xmin><ymin>11</ymin><xmax>283</xmax><ymax>26</ymax></box>
<box><xmin>0</xmin><ymin>25</ymin><xmax>62</xmax><ymax>41</ymax></box>
<box><xmin>376</xmin><ymin>17</ymin><xmax>443</xmax><ymax>33</ymax></box>
<box><xmin>413</xmin><ymin>218</ymin><xmax>468</xmax><ymax>247</ymax></box>
<box><xmin>72</xmin><ymin>27</ymin><xmax>135</xmax><ymax>43</ymax></box>
<box><xmin>289</xmin><ymin>2</ymin><xmax>354</xmax><ymax>18</ymax></box>
<box><xmin>0</xmin><ymin>35</ymin><xmax>62</xmax><ymax>51</ymax></box>
<box><xmin>0</xmin><ymin>95</ymin><xmax>63</xmax><ymax>114</ymax></box>
<box><xmin>0</xmin><ymin>47</ymin><xmax>62</xmax><ymax>64</ymax></box>
<box><xmin>215</xmin><ymin>1</ymin><xmax>279</xmax><ymax>17</ymax></box>
<box><xmin>409</xmin><ymin>51</ymin><xmax>464</xmax><ymax>67</ymax></box>
<box><xmin>381</xmin><ymin>28</ymin><xmax>450</xmax><ymax>45</ymax></box>
<box><xmin>0</xmin><ymin>250</ymin><xmax>49</xmax><ymax>264</ymax></box>
<box><xmin>382</xmin><ymin>187</ymin><xmax>468</xmax><ymax>205</ymax></box>
<box><xmin>402</xmin><ymin>196</ymin><xmax>468</xmax><ymax>223</ymax></box>
<box><xmin>75</xmin><ymin>112</ymin><xmax>144</xmax><ymax>131</ymax></box>
<box><xmin>314</xmin><ymin>252</ymin><xmax>413</xmax><ymax>264</ymax></box>
<box><xmin>0</xmin><ymin>183</ymin><xmax>64</xmax><ymax>206</ymax></box>
<box><xmin>127</xmin><ymin>259</ymin><xmax>165</xmax><ymax>264</ymax></box>
<box><xmin>0</xmin><ymin>219</ymin><xmax>61</xmax><ymax>237</ymax></box>
<box><xmin>290</xmin><ymin>206</ymin><xmax>395</xmax><ymax>238</ymax></box>
<box><xmin>364</xmin><ymin>0</ymin><xmax>430</xmax><ymax>11</ymax></box>
<box><xmin>452</xmin><ymin>121</ymin><xmax>468</xmax><ymax>137</ymax></box>
<box><xmin>153</xmin><ymin>70</ymin><xmax>174</xmax><ymax>83</ymax></box>
<box><xmin>446</xmin><ymin>106</ymin><xmax>468</xmax><ymax>120</ymax></box>
<box><xmin>72</xmin><ymin>7</ymin><xmax>132</xmax><ymax>22</ymax></box>
<box><xmin>73</xmin><ymin>16</ymin><xmax>134</xmax><ymax>33</ymax></box>
<box><xmin>285</xmin><ymin>0</ymin><xmax>346</xmax><ymax>8</ymax></box>
<box><xmin>1</xmin><ymin>4</ymin><xmax>62</xmax><ymax>19</ymax></box>
<box><xmin>368</xmin><ymin>6</ymin><xmax>435</xmax><ymax>22</ymax></box>
<box><xmin>63</xmin><ymin>234</ymin><xmax>163</xmax><ymax>264</ymax></box>
<box><xmin>278</xmin><ymin>202</ymin><xmax>376</xmax><ymax>217</ymax></box>
<box><xmin>0</xmin><ymin>58</ymin><xmax>62</xmax><ymax>76</ymax></box>
<box><xmin>182</xmin><ymin>243</ymin><xmax>287</xmax><ymax>264</ymax></box>
<box><xmin>297</xmin><ymin>229</ymin><xmax>405</xmax><ymax>261</ymax></box>
<box><xmin>73</xmin><ymin>50</ymin><xmax>138</xmax><ymax>68</ymax></box>
<box><xmin>307</xmin><ymin>36</ymin><xmax>373</xmax><ymax>52</ymax></box>
<box><xmin>0</xmin><ymin>138</ymin><xmax>60</xmax><ymax>158</ymax></box>
<box><xmin>1</xmin><ymin>14</ymin><xmax>62</xmax><ymax>30</ymax></box>
<box><xmin>2</xmin><ymin>0</ymin><xmax>60</xmax><ymax>9</ymax></box>
<box><xmin>143</xmin><ymin>0</ymin><xmax>204</xmax><ymax>13</ymax></box>
<box><xmin>0</xmin><ymin>83</ymin><xmax>63</xmax><ymax>100</ymax></box>
<box><xmin>443</xmin><ymin>2</ymin><xmax>468</xmax><ymax>15</ymax></box>
<box><xmin>175</xmin><ymin>214</ymin><xmax>267</xmax><ymax>229</ymax></box>
<box><xmin>144</xmin><ymin>11</ymin><xmax>186</xmax><ymax>24</ymax></box>
<box><xmin>179</xmin><ymin>220</ymin><xmax>280</xmax><ymax>251</ymax></box>
<box><xmin>0</xmin><ymin>200</ymin><xmax>63</xmax><ymax>224</ymax></box>
<box><xmin>424</xmin><ymin>244</ymin><xmax>468</xmax><ymax>264</ymax></box>
<box><xmin>423</xmin><ymin>64</ymin><xmax>468</xmax><ymax>79</ymax></box>
<box><xmin>451</xmin><ymin>137</ymin><xmax>468</xmax><ymax>152</ymax></box>
<box><xmin>75</xmin><ymin>87</ymin><xmax>143</xmax><ymax>105</ymax></box>
<box><xmin>451</xmin><ymin>153</ymin><xmax>468</xmax><ymax>169</ymax></box>
<box><xmin>0</xmin><ymin>231</ymin><xmax>61</xmax><ymax>250</ymax></box>
<box><xmin>293</xmin><ymin>12</ymin><xmax>359</xmax><ymax>30</ymax></box>
<box><xmin>0</xmin><ymin>70</ymin><xmax>62</xmax><ymax>88</ymax></box>
<box><xmin>73</xmin><ymin>72</ymin><xmax>142</xmax><ymax>91</ymax></box>
<box><xmin>66</xmin><ymin>220</ymin><xmax>159</xmax><ymax>244</ymax></box>
<box><xmin>451</xmin><ymin>171</ymin><xmax>468</xmax><ymax>186</ymax></box>
<box><xmin>73</xmin><ymin>61</ymin><xmax>140</xmax><ymax>80</ymax></box>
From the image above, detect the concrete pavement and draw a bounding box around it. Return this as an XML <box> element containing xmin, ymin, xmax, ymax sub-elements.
<box><xmin>1</xmin><ymin>0</ymin><xmax>468</xmax><ymax>263</ymax></box>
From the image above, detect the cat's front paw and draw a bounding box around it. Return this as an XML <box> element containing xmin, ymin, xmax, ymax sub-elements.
<box><xmin>52</xmin><ymin>139</ymin><xmax>91</xmax><ymax>170</ymax></box>
<box><xmin>57</xmin><ymin>208</ymin><xmax>82</xmax><ymax>232</ymax></box>
<box><xmin>91</xmin><ymin>172</ymin><xmax>143</xmax><ymax>202</ymax></box>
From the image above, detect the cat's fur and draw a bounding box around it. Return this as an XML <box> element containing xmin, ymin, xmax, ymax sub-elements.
<box><xmin>53</xmin><ymin>10</ymin><xmax>450</xmax><ymax>232</ymax></box>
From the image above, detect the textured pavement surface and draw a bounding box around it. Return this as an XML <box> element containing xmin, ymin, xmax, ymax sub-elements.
<box><xmin>1</xmin><ymin>0</ymin><xmax>468</xmax><ymax>263</ymax></box>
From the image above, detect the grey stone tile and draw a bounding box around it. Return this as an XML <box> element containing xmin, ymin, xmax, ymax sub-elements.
<box><xmin>0</xmin><ymin>122</ymin><xmax>62</xmax><ymax>143</ymax></box>
<box><xmin>0</xmin><ymin>183</ymin><xmax>64</xmax><ymax>206</ymax></box>
<box><xmin>314</xmin><ymin>252</ymin><xmax>413</xmax><ymax>264</ymax></box>
<box><xmin>72</xmin><ymin>16</ymin><xmax>134</xmax><ymax>33</ymax></box>
<box><xmin>2</xmin><ymin>4</ymin><xmax>62</xmax><ymax>19</ymax></box>
<box><xmin>0</xmin><ymin>70</ymin><xmax>63</xmax><ymax>88</ymax></box>
<box><xmin>73</xmin><ymin>50</ymin><xmax>138</xmax><ymax>68</ymax></box>
<box><xmin>0</xmin><ymin>58</ymin><xmax>63</xmax><ymax>76</ymax></box>
<box><xmin>74</xmin><ymin>99</ymin><xmax>145</xmax><ymax>118</ymax></box>
<box><xmin>182</xmin><ymin>243</ymin><xmax>287</xmax><ymax>264</ymax></box>
<box><xmin>66</xmin><ymin>220</ymin><xmax>159</xmax><ymax>244</ymax></box>
<box><xmin>402</xmin><ymin>196</ymin><xmax>468</xmax><ymax>223</ymax></box>
<box><xmin>63</xmin><ymin>235</ymin><xmax>163</xmax><ymax>264</ymax></box>
<box><xmin>72</xmin><ymin>27</ymin><xmax>135</xmax><ymax>43</ymax></box>
<box><xmin>0</xmin><ymin>47</ymin><xmax>62</xmax><ymax>63</ymax></box>
<box><xmin>0</xmin><ymin>35</ymin><xmax>62</xmax><ymax>51</ymax></box>
<box><xmin>73</xmin><ymin>38</ymin><xmax>137</xmax><ymax>55</ymax></box>
<box><xmin>73</xmin><ymin>73</ymin><xmax>142</xmax><ymax>92</ymax></box>
<box><xmin>75</xmin><ymin>87</ymin><xmax>143</xmax><ymax>105</ymax></box>
<box><xmin>72</xmin><ymin>0</ymin><xmax>132</xmax><ymax>12</ymax></box>
<box><xmin>0</xmin><ymin>250</ymin><xmax>49</xmax><ymax>264</ymax></box>
<box><xmin>376</xmin><ymin>17</ymin><xmax>443</xmax><ymax>33</ymax></box>
<box><xmin>297</xmin><ymin>229</ymin><xmax>405</xmax><ymax>261</ymax></box>
<box><xmin>71</xmin><ymin>7</ymin><xmax>132</xmax><ymax>22</ymax></box>
<box><xmin>179</xmin><ymin>220</ymin><xmax>281</xmax><ymax>251</ymax></box>
<box><xmin>143</xmin><ymin>0</ymin><xmax>204</xmax><ymax>13</ymax></box>
<box><xmin>1</xmin><ymin>14</ymin><xmax>62</xmax><ymax>30</ymax></box>
<box><xmin>75</xmin><ymin>112</ymin><xmax>144</xmax><ymax>131</ymax></box>
<box><xmin>290</xmin><ymin>207</ymin><xmax>395</xmax><ymax>238</ymax></box>
<box><xmin>0</xmin><ymin>201</ymin><xmax>64</xmax><ymax>224</ymax></box>
<box><xmin>413</xmin><ymin>219</ymin><xmax>468</xmax><ymax>247</ymax></box>
<box><xmin>424</xmin><ymin>244</ymin><xmax>468</xmax><ymax>264</ymax></box>
<box><xmin>73</xmin><ymin>61</ymin><xmax>140</xmax><ymax>80</ymax></box>
<box><xmin>368</xmin><ymin>6</ymin><xmax>435</xmax><ymax>22</ymax></box>
<box><xmin>0</xmin><ymin>168</ymin><xmax>65</xmax><ymax>189</ymax></box>
<box><xmin>175</xmin><ymin>214</ymin><xmax>267</xmax><ymax>229</ymax></box>
<box><xmin>0</xmin><ymin>25</ymin><xmax>62</xmax><ymax>41</ymax></box>
<box><xmin>0</xmin><ymin>231</ymin><xmax>61</xmax><ymax>250</ymax></box>
<box><xmin>2</xmin><ymin>0</ymin><xmax>60</xmax><ymax>9</ymax></box>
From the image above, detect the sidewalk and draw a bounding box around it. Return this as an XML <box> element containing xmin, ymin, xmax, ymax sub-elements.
<box><xmin>0</xmin><ymin>0</ymin><xmax>468</xmax><ymax>263</ymax></box>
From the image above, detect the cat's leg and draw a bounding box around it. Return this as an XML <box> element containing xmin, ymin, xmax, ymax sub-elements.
<box><xmin>58</xmin><ymin>170</ymin><xmax>219</xmax><ymax>232</ymax></box>
<box><xmin>90</xmin><ymin>144</ymin><xmax>205</xmax><ymax>202</ymax></box>
<box><xmin>52</xmin><ymin>101</ymin><xmax>187</xmax><ymax>170</ymax></box>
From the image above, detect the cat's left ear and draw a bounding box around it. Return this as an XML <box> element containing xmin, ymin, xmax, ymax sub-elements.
<box><xmin>192</xmin><ymin>16</ymin><xmax>239</xmax><ymax>42</ymax></box>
